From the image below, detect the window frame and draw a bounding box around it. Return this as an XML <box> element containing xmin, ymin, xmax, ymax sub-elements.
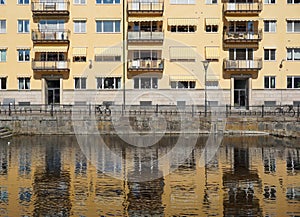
<box><xmin>17</xmin><ymin>20</ymin><xmax>30</xmax><ymax>33</ymax></box>
<box><xmin>205</xmin><ymin>24</ymin><xmax>218</xmax><ymax>33</ymax></box>
<box><xmin>96</xmin><ymin>77</ymin><xmax>121</xmax><ymax>89</ymax></box>
<box><xmin>18</xmin><ymin>49</ymin><xmax>30</xmax><ymax>62</ymax></box>
<box><xmin>74</xmin><ymin>20</ymin><xmax>86</xmax><ymax>33</ymax></box>
<box><xmin>96</xmin><ymin>0</ymin><xmax>120</xmax><ymax>4</ymax></box>
<box><xmin>287</xmin><ymin>76</ymin><xmax>300</xmax><ymax>88</ymax></box>
<box><xmin>0</xmin><ymin>20</ymin><xmax>6</xmax><ymax>33</ymax></box>
<box><xmin>264</xmin><ymin>49</ymin><xmax>276</xmax><ymax>61</ymax></box>
<box><xmin>287</xmin><ymin>48</ymin><xmax>300</xmax><ymax>61</ymax></box>
<box><xmin>264</xmin><ymin>0</ymin><xmax>276</xmax><ymax>4</ymax></box>
<box><xmin>264</xmin><ymin>20</ymin><xmax>277</xmax><ymax>33</ymax></box>
<box><xmin>96</xmin><ymin>20</ymin><xmax>121</xmax><ymax>33</ymax></box>
<box><xmin>18</xmin><ymin>0</ymin><xmax>29</xmax><ymax>4</ymax></box>
<box><xmin>287</xmin><ymin>20</ymin><xmax>300</xmax><ymax>33</ymax></box>
<box><xmin>73</xmin><ymin>0</ymin><xmax>86</xmax><ymax>4</ymax></box>
<box><xmin>18</xmin><ymin>77</ymin><xmax>30</xmax><ymax>90</ymax></box>
<box><xmin>170</xmin><ymin>25</ymin><xmax>196</xmax><ymax>33</ymax></box>
<box><xmin>170</xmin><ymin>0</ymin><xmax>195</xmax><ymax>5</ymax></box>
<box><xmin>133</xmin><ymin>77</ymin><xmax>158</xmax><ymax>89</ymax></box>
<box><xmin>0</xmin><ymin>77</ymin><xmax>7</xmax><ymax>90</ymax></box>
<box><xmin>287</xmin><ymin>0</ymin><xmax>300</xmax><ymax>3</ymax></box>
<box><xmin>170</xmin><ymin>81</ymin><xmax>196</xmax><ymax>89</ymax></box>
<box><xmin>264</xmin><ymin>76</ymin><xmax>276</xmax><ymax>89</ymax></box>
<box><xmin>205</xmin><ymin>0</ymin><xmax>217</xmax><ymax>4</ymax></box>
<box><xmin>74</xmin><ymin>77</ymin><xmax>87</xmax><ymax>89</ymax></box>
<box><xmin>0</xmin><ymin>0</ymin><xmax>5</xmax><ymax>4</ymax></box>
<box><xmin>0</xmin><ymin>49</ymin><xmax>7</xmax><ymax>62</ymax></box>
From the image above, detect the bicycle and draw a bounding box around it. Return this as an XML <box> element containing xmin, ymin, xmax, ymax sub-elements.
<box><xmin>274</xmin><ymin>105</ymin><xmax>295</xmax><ymax>117</ymax></box>
<box><xmin>95</xmin><ymin>104</ymin><xmax>111</xmax><ymax>116</ymax></box>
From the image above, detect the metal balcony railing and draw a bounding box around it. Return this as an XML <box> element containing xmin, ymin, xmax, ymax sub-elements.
<box><xmin>223</xmin><ymin>1</ymin><xmax>262</xmax><ymax>13</ymax></box>
<box><xmin>223</xmin><ymin>58</ymin><xmax>262</xmax><ymax>70</ymax></box>
<box><xmin>128</xmin><ymin>59</ymin><xmax>164</xmax><ymax>70</ymax></box>
<box><xmin>32</xmin><ymin>29</ymin><xmax>70</xmax><ymax>42</ymax></box>
<box><xmin>32</xmin><ymin>59</ymin><xmax>70</xmax><ymax>70</ymax></box>
<box><xmin>127</xmin><ymin>1</ymin><xmax>164</xmax><ymax>13</ymax></box>
<box><xmin>31</xmin><ymin>1</ymin><xmax>70</xmax><ymax>14</ymax></box>
<box><xmin>224</xmin><ymin>29</ymin><xmax>262</xmax><ymax>41</ymax></box>
<box><xmin>128</xmin><ymin>31</ymin><xmax>164</xmax><ymax>41</ymax></box>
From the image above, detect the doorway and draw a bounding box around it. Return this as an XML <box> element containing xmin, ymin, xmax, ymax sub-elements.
<box><xmin>234</xmin><ymin>78</ymin><xmax>249</xmax><ymax>108</ymax></box>
<box><xmin>46</xmin><ymin>80</ymin><xmax>60</xmax><ymax>105</ymax></box>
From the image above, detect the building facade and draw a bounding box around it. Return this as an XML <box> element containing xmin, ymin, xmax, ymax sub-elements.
<box><xmin>0</xmin><ymin>0</ymin><xmax>300</xmax><ymax>107</ymax></box>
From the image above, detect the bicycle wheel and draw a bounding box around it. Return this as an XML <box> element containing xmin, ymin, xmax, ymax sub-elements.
<box><xmin>287</xmin><ymin>108</ymin><xmax>295</xmax><ymax>117</ymax></box>
<box><xmin>275</xmin><ymin>108</ymin><xmax>282</xmax><ymax>116</ymax></box>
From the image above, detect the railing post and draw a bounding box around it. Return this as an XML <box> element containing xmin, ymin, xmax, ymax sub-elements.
<box><xmin>8</xmin><ymin>104</ymin><xmax>11</xmax><ymax>116</ymax></box>
<box><xmin>192</xmin><ymin>104</ymin><xmax>194</xmax><ymax>117</ymax></box>
<box><xmin>226</xmin><ymin>104</ymin><xmax>228</xmax><ymax>118</ymax></box>
<box><xmin>51</xmin><ymin>103</ymin><xmax>54</xmax><ymax>117</ymax></box>
<box><xmin>155</xmin><ymin>104</ymin><xmax>158</xmax><ymax>115</ymax></box>
<box><xmin>261</xmin><ymin>105</ymin><xmax>264</xmax><ymax>118</ymax></box>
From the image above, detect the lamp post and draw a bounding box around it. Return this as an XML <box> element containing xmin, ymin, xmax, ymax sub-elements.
<box><xmin>202</xmin><ymin>60</ymin><xmax>210</xmax><ymax>117</ymax></box>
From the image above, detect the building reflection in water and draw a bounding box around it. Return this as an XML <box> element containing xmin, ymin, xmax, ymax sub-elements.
<box><xmin>0</xmin><ymin>135</ymin><xmax>298</xmax><ymax>216</ymax></box>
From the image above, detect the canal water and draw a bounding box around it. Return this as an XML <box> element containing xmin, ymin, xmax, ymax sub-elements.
<box><xmin>0</xmin><ymin>135</ymin><xmax>299</xmax><ymax>217</ymax></box>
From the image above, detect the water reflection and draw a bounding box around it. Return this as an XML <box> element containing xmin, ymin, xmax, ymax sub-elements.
<box><xmin>0</xmin><ymin>135</ymin><xmax>299</xmax><ymax>216</ymax></box>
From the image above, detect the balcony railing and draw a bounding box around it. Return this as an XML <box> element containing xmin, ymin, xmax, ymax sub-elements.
<box><xmin>223</xmin><ymin>58</ymin><xmax>262</xmax><ymax>70</ymax></box>
<box><xmin>32</xmin><ymin>60</ymin><xmax>70</xmax><ymax>71</ymax></box>
<box><xmin>31</xmin><ymin>1</ymin><xmax>70</xmax><ymax>16</ymax></box>
<box><xmin>224</xmin><ymin>29</ymin><xmax>262</xmax><ymax>42</ymax></box>
<box><xmin>32</xmin><ymin>29</ymin><xmax>70</xmax><ymax>42</ymax></box>
<box><xmin>223</xmin><ymin>1</ymin><xmax>262</xmax><ymax>13</ymax></box>
<box><xmin>127</xmin><ymin>1</ymin><xmax>164</xmax><ymax>13</ymax></box>
<box><xmin>128</xmin><ymin>31</ymin><xmax>164</xmax><ymax>41</ymax></box>
<box><xmin>128</xmin><ymin>59</ymin><xmax>164</xmax><ymax>71</ymax></box>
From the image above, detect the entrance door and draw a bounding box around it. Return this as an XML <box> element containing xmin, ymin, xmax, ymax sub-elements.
<box><xmin>47</xmin><ymin>80</ymin><xmax>60</xmax><ymax>105</ymax></box>
<box><xmin>234</xmin><ymin>79</ymin><xmax>249</xmax><ymax>108</ymax></box>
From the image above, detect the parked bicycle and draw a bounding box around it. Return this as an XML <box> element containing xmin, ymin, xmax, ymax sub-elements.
<box><xmin>95</xmin><ymin>104</ymin><xmax>111</xmax><ymax>116</ymax></box>
<box><xmin>274</xmin><ymin>105</ymin><xmax>295</xmax><ymax>117</ymax></box>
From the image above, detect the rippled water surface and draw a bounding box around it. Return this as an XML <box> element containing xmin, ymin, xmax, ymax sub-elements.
<box><xmin>0</xmin><ymin>135</ymin><xmax>299</xmax><ymax>217</ymax></box>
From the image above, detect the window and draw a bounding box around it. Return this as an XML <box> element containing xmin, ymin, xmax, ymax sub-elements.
<box><xmin>96</xmin><ymin>0</ymin><xmax>120</xmax><ymax>4</ymax></box>
<box><xmin>96</xmin><ymin>20</ymin><xmax>120</xmax><ymax>33</ymax></box>
<box><xmin>264</xmin><ymin>0</ymin><xmax>275</xmax><ymax>3</ymax></box>
<box><xmin>96</xmin><ymin>77</ymin><xmax>121</xmax><ymax>89</ymax></box>
<box><xmin>94</xmin><ymin>47</ymin><xmax>122</xmax><ymax>62</ymax></box>
<box><xmin>74</xmin><ymin>77</ymin><xmax>86</xmax><ymax>89</ymax></box>
<box><xmin>205</xmin><ymin>25</ymin><xmax>218</xmax><ymax>32</ymax></box>
<box><xmin>169</xmin><ymin>46</ymin><xmax>196</xmax><ymax>62</ymax></box>
<box><xmin>287</xmin><ymin>76</ymin><xmax>300</xmax><ymax>88</ymax></box>
<box><xmin>264</xmin><ymin>49</ymin><xmax>276</xmax><ymax>61</ymax></box>
<box><xmin>0</xmin><ymin>78</ymin><xmax>6</xmax><ymax>90</ymax></box>
<box><xmin>18</xmin><ymin>20</ymin><xmax>29</xmax><ymax>33</ymax></box>
<box><xmin>170</xmin><ymin>25</ymin><xmax>196</xmax><ymax>32</ymax></box>
<box><xmin>288</xmin><ymin>0</ymin><xmax>300</xmax><ymax>3</ymax></box>
<box><xmin>0</xmin><ymin>49</ymin><xmax>6</xmax><ymax>62</ymax></box>
<box><xmin>74</xmin><ymin>20</ymin><xmax>86</xmax><ymax>33</ymax></box>
<box><xmin>18</xmin><ymin>0</ymin><xmax>29</xmax><ymax>4</ymax></box>
<box><xmin>287</xmin><ymin>48</ymin><xmax>300</xmax><ymax>61</ymax></box>
<box><xmin>170</xmin><ymin>0</ymin><xmax>195</xmax><ymax>4</ymax></box>
<box><xmin>264</xmin><ymin>20</ymin><xmax>276</xmax><ymax>32</ymax></box>
<box><xmin>18</xmin><ymin>49</ymin><xmax>30</xmax><ymax>62</ymax></box>
<box><xmin>73</xmin><ymin>56</ymin><xmax>86</xmax><ymax>62</ymax></box>
<box><xmin>18</xmin><ymin>78</ymin><xmax>30</xmax><ymax>90</ymax></box>
<box><xmin>74</xmin><ymin>0</ymin><xmax>86</xmax><ymax>4</ymax></box>
<box><xmin>134</xmin><ymin>77</ymin><xmax>158</xmax><ymax>89</ymax></box>
<box><xmin>0</xmin><ymin>0</ymin><xmax>5</xmax><ymax>4</ymax></box>
<box><xmin>264</xmin><ymin>76</ymin><xmax>276</xmax><ymax>89</ymax></box>
<box><xmin>206</xmin><ymin>0</ymin><xmax>217</xmax><ymax>4</ymax></box>
<box><xmin>287</xmin><ymin>21</ymin><xmax>300</xmax><ymax>33</ymax></box>
<box><xmin>170</xmin><ymin>81</ymin><xmax>196</xmax><ymax>89</ymax></box>
<box><xmin>0</xmin><ymin>20</ymin><xmax>6</xmax><ymax>33</ymax></box>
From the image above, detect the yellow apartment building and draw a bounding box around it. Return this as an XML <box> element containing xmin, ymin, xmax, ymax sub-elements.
<box><xmin>0</xmin><ymin>0</ymin><xmax>300</xmax><ymax>107</ymax></box>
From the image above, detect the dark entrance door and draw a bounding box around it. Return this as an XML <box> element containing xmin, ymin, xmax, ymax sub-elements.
<box><xmin>47</xmin><ymin>80</ymin><xmax>60</xmax><ymax>105</ymax></box>
<box><xmin>234</xmin><ymin>79</ymin><xmax>248</xmax><ymax>108</ymax></box>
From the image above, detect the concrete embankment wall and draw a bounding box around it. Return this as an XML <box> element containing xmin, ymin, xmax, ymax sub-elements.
<box><xmin>0</xmin><ymin>114</ymin><xmax>299</xmax><ymax>138</ymax></box>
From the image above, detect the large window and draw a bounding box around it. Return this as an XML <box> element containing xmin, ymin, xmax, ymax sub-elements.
<box><xmin>74</xmin><ymin>77</ymin><xmax>86</xmax><ymax>89</ymax></box>
<box><xmin>18</xmin><ymin>78</ymin><xmax>30</xmax><ymax>90</ymax></box>
<box><xmin>18</xmin><ymin>0</ymin><xmax>29</xmax><ymax>4</ymax></box>
<box><xmin>205</xmin><ymin>25</ymin><xmax>218</xmax><ymax>32</ymax></box>
<box><xmin>18</xmin><ymin>20</ymin><xmax>29</xmax><ymax>33</ymax></box>
<box><xmin>287</xmin><ymin>76</ymin><xmax>300</xmax><ymax>88</ymax></box>
<box><xmin>0</xmin><ymin>77</ymin><xmax>6</xmax><ymax>90</ymax></box>
<box><xmin>96</xmin><ymin>77</ymin><xmax>121</xmax><ymax>89</ymax></box>
<box><xmin>74</xmin><ymin>20</ymin><xmax>86</xmax><ymax>33</ymax></box>
<box><xmin>170</xmin><ymin>0</ymin><xmax>195</xmax><ymax>4</ymax></box>
<box><xmin>264</xmin><ymin>76</ymin><xmax>276</xmax><ymax>89</ymax></box>
<box><xmin>18</xmin><ymin>49</ymin><xmax>30</xmax><ymax>62</ymax></box>
<box><xmin>288</xmin><ymin>0</ymin><xmax>300</xmax><ymax>3</ymax></box>
<box><xmin>206</xmin><ymin>0</ymin><xmax>217</xmax><ymax>4</ymax></box>
<box><xmin>96</xmin><ymin>20</ymin><xmax>120</xmax><ymax>33</ymax></box>
<box><xmin>39</xmin><ymin>20</ymin><xmax>65</xmax><ymax>31</ymax></box>
<box><xmin>134</xmin><ymin>77</ymin><xmax>158</xmax><ymax>89</ymax></box>
<box><xmin>264</xmin><ymin>0</ymin><xmax>275</xmax><ymax>3</ymax></box>
<box><xmin>264</xmin><ymin>20</ymin><xmax>276</xmax><ymax>32</ymax></box>
<box><xmin>0</xmin><ymin>0</ymin><xmax>5</xmax><ymax>4</ymax></box>
<box><xmin>287</xmin><ymin>48</ymin><xmax>300</xmax><ymax>61</ymax></box>
<box><xmin>74</xmin><ymin>0</ymin><xmax>86</xmax><ymax>4</ymax></box>
<box><xmin>170</xmin><ymin>25</ymin><xmax>196</xmax><ymax>32</ymax></box>
<box><xmin>0</xmin><ymin>49</ymin><xmax>6</xmax><ymax>62</ymax></box>
<box><xmin>287</xmin><ymin>21</ymin><xmax>300</xmax><ymax>33</ymax></box>
<box><xmin>0</xmin><ymin>20</ymin><xmax>6</xmax><ymax>33</ymax></box>
<box><xmin>170</xmin><ymin>81</ymin><xmax>196</xmax><ymax>89</ymax></box>
<box><xmin>96</xmin><ymin>0</ymin><xmax>120</xmax><ymax>4</ymax></box>
<box><xmin>264</xmin><ymin>49</ymin><xmax>276</xmax><ymax>61</ymax></box>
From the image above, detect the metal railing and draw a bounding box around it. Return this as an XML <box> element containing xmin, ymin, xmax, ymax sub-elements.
<box><xmin>127</xmin><ymin>1</ymin><xmax>164</xmax><ymax>12</ymax></box>
<box><xmin>224</xmin><ymin>29</ymin><xmax>262</xmax><ymax>41</ymax></box>
<box><xmin>223</xmin><ymin>1</ymin><xmax>262</xmax><ymax>13</ymax></box>
<box><xmin>128</xmin><ymin>31</ymin><xmax>164</xmax><ymax>41</ymax></box>
<box><xmin>32</xmin><ymin>29</ymin><xmax>70</xmax><ymax>41</ymax></box>
<box><xmin>1</xmin><ymin>104</ymin><xmax>299</xmax><ymax>119</ymax></box>
<box><xmin>32</xmin><ymin>59</ymin><xmax>70</xmax><ymax>70</ymax></box>
<box><xmin>128</xmin><ymin>59</ymin><xmax>164</xmax><ymax>70</ymax></box>
<box><xmin>31</xmin><ymin>1</ymin><xmax>70</xmax><ymax>12</ymax></box>
<box><xmin>223</xmin><ymin>58</ymin><xmax>262</xmax><ymax>70</ymax></box>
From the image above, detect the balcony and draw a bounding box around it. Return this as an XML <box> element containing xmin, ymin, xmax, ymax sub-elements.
<box><xmin>223</xmin><ymin>29</ymin><xmax>262</xmax><ymax>46</ymax></box>
<box><xmin>223</xmin><ymin>58</ymin><xmax>262</xmax><ymax>71</ymax></box>
<box><xmin>128</xmin><ymin>31</ymin><xmax>164</xmax><ymax>42</ymax></box>
<box><xmin>32</xmin><ymin>59</ymin><xmax>70</xmax><ymax>71</ymax></box>
<box><xmin>31</xmin><ymin>1</ymin><xmax>70</xmax><ymax>19</ymax></box>
<box><xmin>32</xmin><ymin>29</ymin><xmax>70</xmax><ymax>44</ymax></box>
<box><xmin>223</xmin><ymin>1</ymin><xmax>262</xmax><ymax>14</ymax></box>
<box><xmin>127</xmin><ymin>1</ymin><xmax>164</xmax><ymax>14</ymax></box>
<box><xmin>128</xmin><ymin>59</ymin><xmax>164</xmax><ymax>71</ymax></box>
